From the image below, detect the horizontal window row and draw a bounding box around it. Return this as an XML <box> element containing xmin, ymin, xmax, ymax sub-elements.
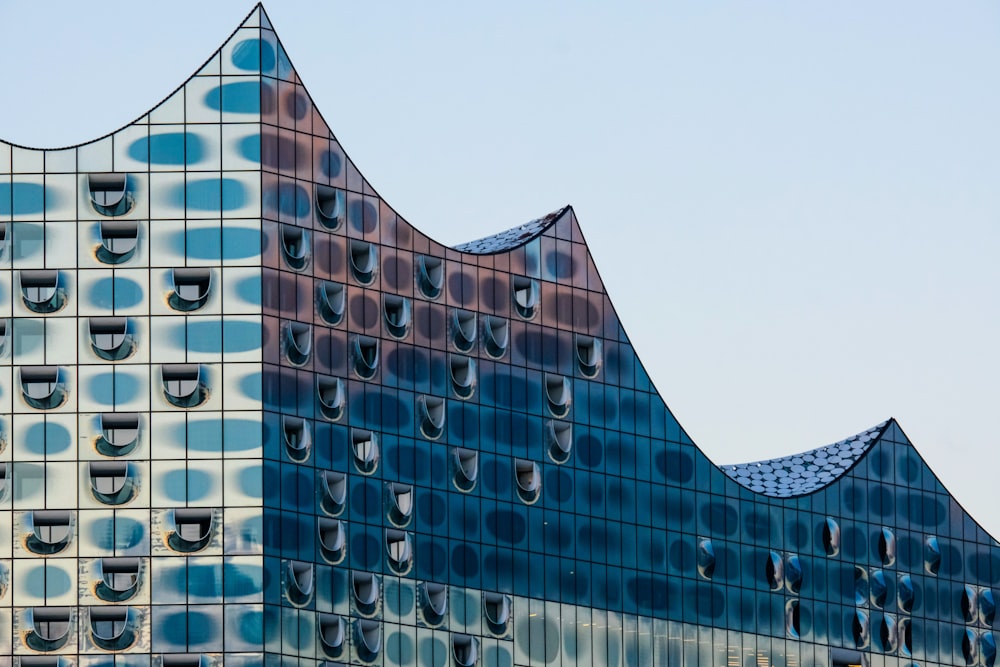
<box><xmin>14</xmin><ymin>364</ymin><xmax>210</xmax><ymax>410</ymax></box>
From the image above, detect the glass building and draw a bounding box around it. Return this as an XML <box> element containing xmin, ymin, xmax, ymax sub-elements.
<box><xmin>0</xmin><ymin>5</ymin><xmax>996</xmax><ymax>666</ymax></box>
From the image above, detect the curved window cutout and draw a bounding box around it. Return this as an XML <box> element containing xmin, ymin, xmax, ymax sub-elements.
<box><xmin>852</xmin><ymin>610</ymin><xmax>870</xmax><ymax>649</ymax></box>
<box><xmin>169</xmin><ymin>268</ymin><xmax>211</xmax><ymax>312</ymax></box>
<box><xmin>452</xmin><ymin>310</ymin><xmax>477</xmax><ymax>352</ymax></box>
<box><xmin>161</xmin><ymin>364</ymin><xmax>208</xmax><ymax>408</ymax></box>
<box><xmin>318</xmin><ymin>517</ymin><xmax>346</xmax><ymax>564</ymax></box>
<box><xmin>286</xmin><ymin>560</ymin><xmax>314</xmax><ymax>606</ymax></box>
<box><xmin>27</xmin><ymin>510</ymin><xmax>73</xmax><ymax>555</ymax></box>
<box><xmin>450</xmin><ymin>354</ymin><xmax>476</xmax><ymax>399</ymax></box>
<box><xmin>421</xmin><ymin>582</ymin><xmax>448</xmax><ymax>624</ymax></box>
<box><xmin>452</xmin><ymin>634</ymin><xmax>479</xmax><ymax>667</ymax></box>
<box><xmin>385</xmin><ymin>529</ymin><xmax>413</xmax><ymax>574</ymax></box>
<box><xmin>765</xmin><ymin>551</ymin><xmax>783</xmax><ymax>591</ymax></box>
<box><xmin>0</xmin><ymin>463</ymin><xmax>8</xmax><ymax>503</ymax></box>
<box><xmin>89</xmin><ymin>173</ymin><xmax>134</xmax><ymax>217</ymax></box>
<box><xmin>511</xmin><ymin>276</ymin><xmax>538</xmax><ymax>320</ymax></box>
<box><xmin>351</xmin><ymin>428</ymin><xmax>379</xmax><ymax>474</ymax></box>
<box><xmin>349</xmin><ymin>240</ymin><xmax>378</xmax><ymax>285</ymax></box>
<box><xmin>167</xmin><ymin>508</ymin><xmax>213</xmax><ymax>553</ymax></box>
<box><xmin>853</xmin><ymin>566</ymin><xmax>869</xmax><ymax>606</ymax></box>
<box><xmin>877</xmin><ymin>614</ymin><xmax>897</xmax><ymax>653</ymax></box>
<box><xmin>983</xmin><ymin>632</ymin><xmax>997</xmax><ymax>667</ymax></box>
<box><xmin>282</xmin><ymin>416</ymin><xmax>312</xmax><ymax>463</ymax></box>
<box><xmin>963</xmin><ymin>628</ymin><xmax>979</xmax><ymax>666</ymax></box>
<box><xmin>453</xmin><ymin>448</ymin><xmax>479</xmax><ymax>492</ymax></box>
<box><xmin>0</xmin><ymin>222</ymin><xmax>7</xmax><ymax>259</ymax></box>
<box><xmin>823</xmin><ymin>517</ymin><xmax>841</xmax><ymax>557</ymax></box>
<box><xmin>981</xmin><ymin>588</ymin><xmax>997</xmax><ymax>626</ymax></box>
<box><xmin>483</xmin><ymin>592</ymin><xmax>512</xmax><ymax>636</ymax></box>
<box><xmin>89</xmin><ymin>317</ymin><xmax>136</xmax><ymax>361</ymax></box>
<box><xmin>897</xmin><ymin>574</ymin><xmax>914</xmax><ymax>613</ymax></box>
<box><xmin>20</xmin><ymin>270</ymin><xmax>65</xmax><ymax>314</ymax></box>
<box><xmin>483</xmin><ymin>315</ymin><xmax>509</xmax><ymax>359</ymax></box>
<box><xmin>315</xmin><ymin>185</ymin><xmax>346</xmax><ymax>230</ymax></box>
<box><xmin>355</xmin><ymin>618</ymin><xmax>382</xmax><ymax>660</ymax></box>
<box><xmin>97</xmin><ymin>220</ymin><xmax>139</xmax><ymax>264</ymax></box>
<box><xmin>416</xmin><ymin>255</ymin><xmax>444</xmax><ymax>299</ymax></box>
<box><xmin>89</xmin><ymin>461</ymin><xmax>136</xmax><ymax>506</ymax></box>
<box><xmin>785</xmin><ymin>554</ymin><xmax>803</xmax><ymax>594</ymax></box>
<box><xmin>353</xmin><ymin>335</ymin><xmax>379</xmax><ymax>380</ymax></box>
<box><xmin>97</xmin><ymin>412</ymin><xmax>140</xmax><ymax>457</ymax></box>
<box><xmin>90</xmin><ymin>606</ymin><xmax>136</xmax><ymax>651</ymax></box>
<box><xmin>387</xmin><ymin>482</ymin><xmax>414</xmax><ymax>527</ymax></box>
<box><xmin>785</xmin><ymin>599</ymin><xmax>800</xmax><ymax>639</ymax></box>
<box><xmin>317</xmin><ymin>376</ymin><xmax>346</xmax><ymax>421</ymax></box>
<box><xmin>317</xmin><ymin>613</ymin><xmax>346</xmax><ymax>658</ymax></box>
<box><xmin>0</xmin><ymin>319</ymin><xmax>10</xmax><ymax>358</ymax></box>
<box><xmin>26</xmin><ymin>607</ymin><xmax>72</xmax><ymax>652</ymax></box>
<box><xmin>280</xmin><ymin>224</ymin><xmax>310</xmax><ymax>271</ymax></box>
<box><xmin>160</xmin><ymin>656</ymin><xmax>207</xmax><ymax>667</ymax></box>
<box><xmin>878</xmin><ymin>527</ymin><xmax>896</xmax><ymax>566</ymax></box>
<box><xmin>352</xmin><ymin>571</ymin><xmax>380</xmax><ymax>614</ymax></box>
<box><xmin>576</xmin><ymin>335</ymin><xmax>602</xmax><ymax>378</ymax></box>
<box><xmin>285</xmin><ymin>322</ymin><xmax>312</xmax><ymax>365</ymax></box>
<box><xmin>925</xmin><ymin>535</ymin><xmax>941</xmax><ymax>575</ymax></box>
<box><xmin>962</xmin><ymin>585</ymin><xmax>978</xmax><ymax>624</ymax></box>
<box><xmin>317</xmin><ymin>281</ymin><xmax>346</xmax><ymax>325</ymax></box>
<box><xmin>383</xmin><ymin>294</ymin><xmax>411</xmax><ymax>339</ymax></box>
<box><xmin>514</xmin><ymin>459</ymin><xmax>541</xmax><ymax>505</ymax></box>
<box><xmin>418</xmin><ymin>395</ymin><xmax>445</xmax><ymax>440</ymax></box>
<box><xmin>21</xmin><ymin>366</ymin><xmax>69</xmax><ymax>410</ymax></box>
<box><xmin>547</xmin><ymin>421</ymin><xmax>573</xmax><ymax>464</ymax></box>
<box><xmin>320</xmin><ymin>471</ymin><xmax>348</xmax><ymax>516</ymax></box>
<box><xmin>95</xmin><ymin>557</ymin><xmax>140</xmax><ymax>602</ymax></box>
<box><xmin>870</xmin><ymin>570</ymin><xmax>888</xmax><ymax>608</ymax></box>
<box><xmin>545</xmin><ymin>374</ymin><xmax>571</xmax><ymax>418</ymax></box>
<box><xmin>697</xmin><ymin>538</ymin><xmax>715</xmax><ymax>580</ymax></box>
<box><xmin>899</xmin><ymin>618</ymin><xmax>913</xmax><ymax>657</ymax></box>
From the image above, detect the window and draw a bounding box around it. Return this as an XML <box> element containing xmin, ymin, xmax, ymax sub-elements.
<box><xmin>20</xmin><ymin>366</ymin><xmax>68</xmax><ymax>410</ymax></box>
<box><xmin>95</xmin><ymin>557</ymin><xmax>140</xmax><ymax>602</ymax></box>
<box><xmin>418</xmin><ymin>395</ymin><xmax>445</xmax><ymax>440</ymax></box>
<box><xmin>318</xmin><ymin>518</ymin><xmax>346</xmax><ymax>564</ymax></box>
<box><xmin>421</xmin><ymin>582</ymin><xmax>448</xmax><ymax>624</ymax></box>
<box><xmin>351</xmin><ymin>428</ymin><xmax>379</xmax><ymax>474</ymax></box>
<box><xmin>349</xmin><ymin>240</ymin><xmax>377</xmax><ymax>285</ymax></box>
<box><xmin>383</xmin><ymin>294</ymin><xmax>411</xmax><ymax>339</ymax></box>
<box><xmin>511</xmin><ymin>276</ymin><xmax>538</xmax><ymax>320</ymax></box>
<box><xmin>285</xmin><ymin>561</ymin><xmax>314</xmax><ymax>606</ymax></box>
<box><xmin>353</xmin><ymin>336</ymin><xmax>379</xmax><ymax>380</ymax></box>
<box><xmin>852</xmin><ymin>610</ymin><xmax>869</xmax><ymax>649</ymax></box>
<box><xmin>765</xmin><ymin>551</ymin><xmax>783</xmax><ymax>591</ymax></box>
<box><xmin>315</xmin><ymin>184</ymin><xmax>345</xmax><ymax>230</ymax></box>
<box><xmin>452</xmin><ymin>309</ymin><xmax>476</xmax><ymax>352</ymax></box>
<box><xmin>280</xmin><ymin>224</ymin><xmax>310</xmax><ymax>270</ymax></box>
<box><xmin>89</xmin><ymin>606</ymin><xmax>136</xmax><ymax>651</ymax></box>
<box><xmin>96</xmin><ymin>412</ymin><xmax>140</xmax><ymax>457</ymax></box>
<box><xmin>878</xmin><ymin>527</ymin><xmax>896</xmax><ymax>566</ymax></box>
<box><xmin>785</xmin><ymin>554</ymin><xmax>803</xmax><ymax>594</ymax></box>
<box><xmin>416</xmin><ymin>255</ymin><xmax>444</xmax><ymax>299</ymax></box>
<box><xmin>897</xmin><ymin>574</ymin><xmax>914</xmax><ymax>613</ymax></box>
<box><xmin>823</xmin><ymin>517</ymin><xmax>840</xmax><ymax>556</ymax></box>
<box><xmin>167</xmin><ymin>508</ymin><xmax>213</xmax><ymax>553</ymax></box>
<box><xmin>320</xmin><ymin>471</ymin><xmax>347</xmax><ymax>516</ymax></box>
<box><xmin>27</xmin><ymin>607</ymin><xmax>72</xmax><ymax>652</ymax></box>
<box><xmin>453</xmin><ymin>448</ymin><xmax>479</xmax><ymax>492</ymax></box>
<box><xmin>97</xmin><ymin>219</ymin><xmax>139</xmax><ymax>264</ymax></box>
<box><xmin>831</xmin><ymin>647</ymin><xmax>868</xmax><ymax>667</ymax></box>
<box><xmin>785</xmin><ymin>599</ymin><xmax>800</xmax><ymax>639</ymax></box>
<box><xmin>284</xmin><ymin>321</ymin><xmax>312</xmax><ymax>365</ymax></box>
<box><xmin>697</xmin><ymin>539</ymin><xmax>715</xmax><ymax>579</ymax></box>
<box><xmin>89</xmin><ymin>317</ymin><xmax>135</xmax><ymax>361</ymax></box>
<box><xmin>317</xmin><ymin>613</ymin><xmax>346</xmax><ymax>658</ymax></box>
<box><xmin>483</xmin><ymin>315</ymin><xmax>509</xmax><ymax>358</ymax></box>
<box><xmin>544</xmin><ymin>373</ymin><xmax>571</xmax><ymax>418</ymax></box>
<box><xmin>26</xmin><ymin>510</ymin><xmax>73</xmax><ymax>555</ymax></box>
<box><xmin>161</xmin><ymin>364</ymin><xmax>208</xmax><ymax>408</ymax></box>
<box><xmin>514</xmin><ymin>459</ymin><xmax>541</xmax><ymax>504</ymax></box>
<box><xmin>576</xmin><ymin>335</ymin><xmax>602</xmax><ymax>378</ymax></box>
<box><xmin>282</xmin><ymin>416</ymin><xmax>311</xmax><ymax>462</ymax></box>
<box><xmin>925</xmin><ymin>535</ymin><xmax>941</xmax><ymax>575</ymax></box>
<box><xmin>317</xmin><ymin>376</ymin><xmax>346</xmax><ymax>421</ymax></box>
<box><xmin>450</xmin><ymin>354</ymin><xmax>476</xmax><ymax>399</ymax></box>
<box><xmin>547</xmin><ymin>421</ymin><xmax>572</xmax><ymax>464</ymax></box>
<box><xmin>20</xmin><ymin>270</ymin><xmax>65</xmax><ymax>314</ymax></box>
<box><xmin>870</xmin><ymin>570</ymin><xmax>888</xmax><ymax>608</ymax></box>
<box><xmin>169</xmin><ymin>268</ymin><xmax>211</xmax><ymax>311</ymax></box>
<box><xmin>0</xmin><ymin>318</ymin><xmax>9</xmax><ymax>358</ymax></box>
<box><xmin>352</xmin><ymin>571</ymin><xmax>380</xmax><ymax>612</ymax></box>
<box><xmin>483</xmin><ymin>592</ymin><xmax>512</xmax><ymax>636</ymax></box>
<box><xmin>316</xmin><ymin>281</ymin><xmax>345</xmax><ymax>325</ymax></box>
<box><xmin>88</xmin><ymin>173</ymin><xmax>134</xmax><ymax>217</ymax></box>
<box><xmin>452</xmin><ymin>634</ymin><xmax>479</xmax><ymax>667</ymax></box>
<box><xmin>385</xmin><ymin>529</ymin><xmax>413</xmax><ymax>573</ymax></box>
<box><xmin>0</xmin><ymin>463</ymin><xmax>7</xmax><ymax>503</ymax></box>
<box><xmin>88</xmin><ymin>461</ymin><xmax>136</xmax><ymax>505</ymax></box>
<box><xmin>387</xmin><ymin>482</ymin><xmax>414</xmax><ymax>527</ymax></box>
<box><xmin>355</xmin><ymin>618</ymin><xmax>382</xmax><ymax>659</ymax></box>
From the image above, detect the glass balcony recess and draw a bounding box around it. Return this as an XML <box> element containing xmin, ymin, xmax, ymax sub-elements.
<box><xmin>349</xmin><ymin>239</ymin><xmax>377</xmax><ymax>285</ymax></box>
<box><xmin>20</xmin><ymin>270</ymin><xmax>65</xmax><ymax>313</ymax></box>
<box><xmin>89</xmin><ymin>461</ymin><xmax>136</xmax><ymax>505</ymax></box>
<box><xmin>897</xmin><ymin>574</ymin><xmax>915</xmax><ymax>613</ymax></box>
<box><xmin>385</xmin><ymin>529</ymin><xmax>413</xmax><ymax>573</ymax></box>
<box><xmin>27</xmin><ymin>510</ymin><xmax>73</xmax><ymax>555</ymax></box>
<box><xmin>852</xmin><ymin>610</ymin><xmax>870</xmax><ymax>649</ymax></box>
<box><xmin>95</xmin><ymin>557</ymin><xmax>141</xmax><ymax>602</ymax></box>
<box><xmin>511</xmin><ymin>276</ymin><xmax>538</xmax><ymax>320</ymax></box>
<box><xmin>879</xmin><ymin>527</ymin><xmax>896</xmax><ymax>566</ymax></box>
<box><xmin>0</xmin><ymin>463</ymin><xmax>7</xmax><ymax>502</ymax></box>
<box><xmin>383</xmin><ymin>294</ymin><xmax>411</xmax><ymax>339</ymax></box>
<box><xmin>26</xmin><ymin>607</ymin><xmax>72</xmax><ymax>652</ymax></box>
<box><xmin>514</xmin><ymin>459</ymin><xmax>541</xmax><ymax>504</ymax></box>
<box><xmin>421</xmin><ymin>582</ymin><xmax>448</xmax><ymax>624</ymax></box>
<box><xmin>483</xmin><ymin>592</ymin><xmax>512</xmax><ymax>636</ymax></box>
<box><xmin>452</xmin><ymin>634</ymin><xmax>479</xmax><ymax>667</ymax></box>
<box><xmin>20</xmin><ymin>366</ymin><xmax>68</xmax><ymax>410</ymax></box>
<box><xmin>0</xmin><ymin>561</ymin><xmax>7</xmax><ymax>599</ymax></box>
<box><xmin>0</xmin><ymin>318</ymin><xmax>9</xmax><ymax>358</ymax></box>
<box><xmin>784</xmin><ymin>554</ymin><xmax>803</xmax><ymax>594</ymax></box>
<box><xmin>387</xmin><ymin>482</ymin><xmax>414</xmax><ymax>526</ymax></box>
<box><xmin>981</xmin><ymin>588</ymin><xmax>997</xmax><ymax>626</ymax></box>
<box><xmin>0</xmin><ymin>222</ymin><xmax>7</xmax><ymax>258</ymax></box>
<box><xmin>318</xmin><ymin>517</ymin><xmax>346</xmax><ymax>564</ymax></box>
<box><xmin>925</xmin><ymin>535</ymin><xmax>941</xmax><ymax>575</ymax></box>
<box><xmin>97</xmin><ymin>219</ymin><xmax>139</xmax><ymax>264</ymax></box>
<box><xmin>167</xmin><ymin>508</ymin><xmax>213</xmax><ymax>553</ymax></box>
<box><xmin>823</xmin><ymin>517</ymin><xmax>840</xmax><ymax>556</ymax></box>
<box><xmin>416</xmin><ymin>255</ymin><xmax>444</xmax><ymax>299</ymax></box>
<box><xmin>282</xmin><ymin>415</ymin><xmax>312</xmax><ymax>462</ymax></box>
<box><xmin>576</xmin><ymin>334</ymin><xmax>602</xmax><ymax>378</ymax></box>
<box><xmin>280</xmin><ymin>224</ymin><xmax>310</xmax><ymax>270</ymax></box>
<box><xmin>544</xmin><ymin>374</ymin><xmax>571</xmax><ymax>418</ymax></box>
<box><xmin>315</xmin><ymin>184</ymin><xmax>346</xmax><ymax>230</ymax></box>
<box><xmin>853</xmin><ymin>567</ymin><xmax>869</xmax><ymax>607</ymax></box>
<box><xmin>355</xmin><ymin>619</ymin><xmax>382</xmax><ymax>660</ymax></box>
<box><xmin>900</xmin><ymin>619</ymin><xmax>913</xmax><ymax>657</ymax></box>
<box><xmin>418</xmin><ymin>395</ymin><xmax>445</xmax><ymax>440</ymax></box>
<box><xmin>169</xmin><ymin>268</ymin><xmax>211</xmax><ymax>311</ymax></box>
<box><xmin>963</xmin><ymin>629</ymin><xmax>979</xmax><ymax>666</ymax></box>
<box><xmin>697</xmin><ymin>539</ymin><xmax>715</xmax><ymax>579</ymax></box>
<box><xmin>286</xmin><ymin>561</ymin><xmax>314</xmax><ymax>606</ymax></box>
<box><xmin>89</xmin><ymin>173</ymin><xmax>134</xmax><ymax>216</ymax></box>
<box><xmin>353</xmin><ymin>336</ymin><xmax>379</xmax><ymax>380</ymax></box>
<box><xmin>160</xmin><ymin>656</ymin><xmax>207</xmax><ymax>667</ymax></box>
<box><xmin>765</xmin><ymin>551</ymin><xmax>784</xmax><ymax>591</ymax></box>
<box><xmin>96</xmin><ymin>412</ymin><xmax>141</xmax><ymax>457</ymax></box>
<box><xmin>351</xmin><ymin>428</ymin><xmax>379</xmax><ymax>474</ymax></box>
<box><xmin>317</xmin><ymin>281</ymin><xmax>345</xmax><ymax>325</ymax></box>
<box><xmin>161</xmin><ymin>364</ymin><xmax>208</xmax><ymax>408</ymax></box>
<box><xmin>352</xmin><ymin>571</ymin><xmax>380</xmax><ymax>613</ymax></box>
<box><xmin>89</xmin><ymin>606</ymin><xmax>136</xmax><ymax>651</ymax></box>
<box><xmin>320</xmin><ymin>471</ymin><xmax>348</xmax><ymax>516</ymax></box>
<box><xmin>450</xmin><ymin>354</ymin><xmax>476</xmax><ymax>399</ymax></box>
<box><xmin>785</xmin><ymin>600</ymin><xmax>800</xmax><ymax>639</ymax></box>
<box><xmin>452</xmin><ymin>309</ymin><xmax>476</xmax><ymax>352</ymax></box>
<box><xmin>317</xmin><ymin>613</ymin><xmax>346</xmax><ymax>657</ymax></box>
<box><xmin>285</xmin><ymin>321</ymin><xmax>312</xmax><ymax>365</ymax></box>
<box><xmin>453</xmin><ymin>448</ymin><xmax>479</xmax><ymax>492</ymax></box>
<box><xmin>316</xmin><ymin>376</ymin><xmax>346</xmax><ymax>421</ymax></box>
<box><xmin>962</xmin><ymin>585</ymin><xmax>978</xmax><ymax>623</ymax></box>
<box><xmin>982</xmin><ymin>631</ymin><xmax>998</xmax><ymax>667</ymax></box>
<box><xmin>89</xmin><ymin>317</ymin><xmax>136</xmax><ymax>361</ymax></box>
<box><xmin>483</xmin><ymin>315</ymin><xmax>509</xmax><ymax>358</ymax></box>
<box><xmin>870</xmin><ymin>570</ymin><xmax>888</xmax><ymax>608</ymax></box>
<box><xmin>547</xmin><ymin>421</ymin><xmax>573</xmax><ymax>464</ymax></box>
<box><xmin>878</xmin><ymin>615</ymin><xmax>897</xmax><ymax>653</ymax></box>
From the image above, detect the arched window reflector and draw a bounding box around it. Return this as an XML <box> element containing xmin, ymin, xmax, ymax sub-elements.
<box><xmin>981</xmin><ymin>588</ymin><xmax>997</xmax><ymax>626</ymax></box>
<box><xmin>387</xmin><ymin>482</ymin><xmax>414</xmax><ymax>527</ymax></box>
<box><xmin>416</xmin><ymin>255</ymin><xmax>444</xmax><ymax>299</ymax></box>
<box><xmin>95</xmin><ymin>557</ymin><xmax>140</xmax><ymax>602</ymax></box>
<box><xmin>315</xmin><ymin>185</ymin><xmax>346</xmax><ymax>230</ymax></box>
<box><xmin>963</xmin><ymin>628</ymin><xmax>979</xmax><ymax>666</ymax></box>
<box><xmin>285</xmin><ymin>321</ymin><xmax>312</xmax><ymax>365</ymax></box>
<box><xmin>160</xmin><ymin>656</ymin><xmax>207</xmax><ymax>667</ymax></box>
<box><xmin>544</xmin><ymin>374</ymin><xmax>571</xmax><ymax>418</ymax></box>
<box><xmin>318</xmin><ymin>517</ymin><xmax>346</xmax><ymax>564</ymax></box>
<box><xmin>853</xmin><ymin>566</ymin><xmax>869</xmax><ymax>607</ymax></box>
<box><xmin>576</xmin><ymin>335</ymin><xmax>602</xmax><ymax>378</ymax></box>
<box><xmin>161</xmin><ymin>364</ymin><xmax>208</xmax><ymax>408</ymax></box>
<box><xmin>317</xmin><ymin>281</ymin><xmax>346</xmax><ymax>325</ymax></box>
<box><xmin>852</xmin><ymin>610</ymin><xmax>870</xmax><ymax>649</ymax></box>
<box><xmin>879</xmin><ymin>527</ymin><xmax>896</xmax><ymax>566</ymax></box>
<box><xmin>385</xmin><ymin>529</ymin><xmax>413</xmax><ymax>574</ymax></box>
<box><xmin>421</xmin><ymin>582</ymin><xmax>448</xmax><ymax>624</ymax></box>
<box><xmin>765</xmin><ymin>551</ymin><xmax>784</xmax><ymax>591</ymax></box>
<box><xmin>20</xmin><ymin>270</ymin><xmax>65</xmax><ymax>314</ymax></box>
<box><xmin>169</xmin><ymin>268</ymin><xmax>212</xmax><ymax>312</ymax></box>
<box><xmin>351</xmin><ymin>428</ymin><xmax>379</xmax><ymax>474</ymax></box>
<box><xmin>547</xmin><ymin>421</ymin><xmax>572</xmax><ymax>464</ymax></box>
<box><xmin>20</xmin><ymin>366</ymin><xmax>68</xmax><ymax>410</ymax></box>
<box><xmin>452</xmin><ymin>310</ymin><xmax>476</xmax><ymax>352</ymax></box>
<box><xmin>286</xmin><ymin>560</ymin><xmax>314</xmax><ymax>606</ymax></box>
<box><xmin>353</xmin><ymin>336</ymin><xmax>379</xmax><ymax>380</ymax></box>
<box><xmin>0</xmin><ymin>463</ymin><xmax>8</xmax><ymax>503</ymax></box>
<box><xmin>97</xmin><ymin>220</ymin><xmax>139</xmax><ymax>264</ymax></box>
<box><xmin>89</xmin><ymin>606</ymin><xmax>136</xmax><ymax>651</ymax></box>
<box><xmin>483</xmin><ymin>315</ymin><xmax>509</xmax><ymax>359</ymax></box>
<box><xmin>320</xmin><ymin>471</ymin><xmax>348</xmax><ymax>516</ymax></box>
<box><xmin>982</xmin><ymin>632</ymin><xmax>997</xmax><ymax>667</ymax></box>
<box><xmin>925</xmin><ymin>535</ymin><xmax>941</xmax><ymax>575</ymax></box>
<box><xmin>280</xmin><ymin>224</ymin><xmax>310</xmax><ymax>270</ymax></box>
<box><xmin>452</xmin><ymin>634</ymin><xmax>479</xmax><ymax>667</ymax></box>
<box><xmin>450</xmin><ymin>354</ymin><xmax>476</xmax><ymax>399</ymax></box>
<box><xmin>0</xmin><ymin>319</ymin><xmax>10</xmax><ymax>358</ymax></box>
<box><xmin>282</xmin><ymin>416</ymin><xmax>311</xmax><ymax>462</ymax></box>
<box><xmin>89</xmin><ymin>173</ymin><xmax>134</xmax><ymax>216</ymax></box>
<box><xmin>26</xmin><ymin>607</ymin><xmax>72</xmax><ymax>652</ymax></box>
<box><xmin>870</xmin><ymin>570</ymin><xmax>888</xmax><ymax>608</ymax></box>
<box><xmin>89</xmin><ymin>317</ymin><xmax>136</xmax><ymax>361</ymax></box>
<box><xmin>349</xmin><ymin>240</ymin><xmax>377</xmax><ymax>285</ymax></box>
<box><xmin>899</xmin><ymin>618</ymin><xmax>913</xmax><ymax>657</ymax></box>
<box><xmin>897</xmin><ymin>574</ymin><xmax>915</xmax><ymax>613</ymax></box>
<box><xmin>352</xmin><ymin>571</ymin><xmax>380</xmax><ymax>613</ymax></box>
<box><xmin>418</xmin><ymin>395</ymin><xmax>445</xmax><ymax>440</ymax></box>
<box><xmin>317</xmin><ymin>376</ymin><xmax>346</xmax><ymax>421</ymax></box>
<box><xmin>511</xmin><ymin>276</ymin><xmax>538</xmax><ymax>320</ymax></box>
<box><xmin>785</xmin><ymin>554</ymin><xmax>803</xmax><ymax>594</ymax></box>
<box><xmin>27</xmin><ymin>510</ymin><xmax>73</xmax><ymax>555</ymax></box>
<box><xmin>0</xmin><ymin>222</ymin><xmax>7</xmax><ymax>258</ymax></box>
<box><xmin>166</xmin><ymin>508</ymin><xmax>213</xmax><ymax>553</ymax></box>
<box><xmin>514</xmin><ymin>459</ymin><xmax>541</xmax><ymax>505</ymax></box>
<box><xmin>823</xmin><ymin>517</ymin><xmax>841</xmax><ymax>557</ymax></box>
<box><xmin>697</xmin><ymin>539</ymin><xmax>715</xmax><ymax>579</ymax></box>
<box><xmin>383</xmin><ymin>294</ymin><xmax>411</xmax><ymax>339</ymax></box>
<box><xmin>962</xmin><ymin>585</ymin><xmax>978</xmax><ymax>623</ymax></box>
<box><xmin>453</xmin><ymin>448</ymin><xmax>479</xmax><ymax>492</ymax></box>
<box><xmin>97</xmin><ymin>412</ymin><xmax>141</xmax><ymax>457</ymax></box>
<box><xmin>317</xmin><ymin>613</ymin><xmax>346</xmax><ymax>658</ymax></box>
<box><xmin>89</xmin><ymin>461</ymin><xmax>136</xmax><ymax>506</ymax></box>
<box><xmin>355</xmin><ymin>619</ymin><xmax>382</xmax><ymax>660</ymax></box>
<box><xmin>785</xmin><ymin>599</ymin><xmax>800</xmax><ymax>640</ymax></box>
<box><xmin>877</xmin><ymin>614</ymin><xmax>897</xmax><ymax>653</ymax></box>
<box><xmin>483</xmin><ymin>592</ymin><xmax>512</xmax><ymax>635</ymax></box>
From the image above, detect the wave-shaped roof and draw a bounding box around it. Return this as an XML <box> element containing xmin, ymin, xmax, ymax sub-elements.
<box><xmin>453</xmin><ymin>206</ymin><xmax>571</xmax><ymax>254</ymax></box>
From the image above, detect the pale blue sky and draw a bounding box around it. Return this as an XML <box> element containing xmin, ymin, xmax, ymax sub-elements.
<box><xmin>2</xmin><ymin>1</ymin><xmax>998</xmax><ymax>537</ymax></box>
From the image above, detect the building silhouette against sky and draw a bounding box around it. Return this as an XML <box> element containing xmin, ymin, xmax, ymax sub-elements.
<box><xmin>0</xmin><ymin>5</ymin><xmax>996</xmax><ymax>666</ymax></box>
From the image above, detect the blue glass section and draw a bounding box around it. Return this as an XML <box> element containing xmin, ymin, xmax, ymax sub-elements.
<box><xmin>22</xmin><ymin>420</ymin><xmax>70</xmax><ymax>455</ymax></box>
<box><xmin>231</xmin><ymin>38</ymin><xmax>276</xmax><ymax>71</ymax></box>
<box><xmin>88</xmin><ymin>277</ymin><xmax>144</xmax><ymax>309</ymax></box>
<box><xmin>205</xmin><ymin>81</ymin><xmax>263</xmax><ymax>114</ymax></box>
<box><xmin>90</xmin><ymin>516</ymin><xmax>144</xmax><ymax>550</ymax></box>
<box><xmin>128</xmin><ymin>131</ymin><xmax>205</xmax><ymax>165</ymax></box>
<box><xmin>173</xmin><ymin>177</ymin><xmax>248</xmax><ymax>211</ymax></box>
<box><xmin>87</xmin><ymin>371</ymin><xmax>141</xmax><ymax>405</ymax></box>
<box><xmin>0</xmin><ymin>182</ymin><xmax>46</xmax><ymax>215</ymax></box>
<box><xmin>238</xmin><ymin>133</ymin><xmax>262</xmax><ymax>163</ymax></box>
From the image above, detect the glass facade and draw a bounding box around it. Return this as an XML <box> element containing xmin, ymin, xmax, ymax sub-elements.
<box><xmin>0</xmin><ymin>5</ymin><xmax>996</xmax><ymax>666</ymax></box>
